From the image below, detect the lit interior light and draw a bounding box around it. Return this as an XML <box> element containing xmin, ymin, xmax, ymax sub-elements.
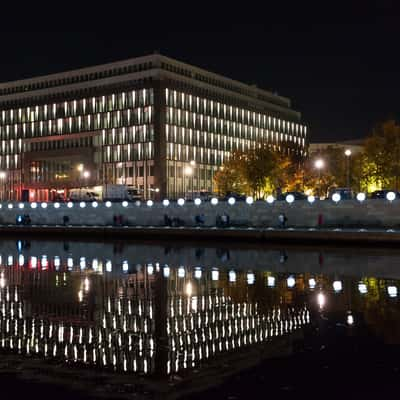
<box><xmin>79</xmin><ymin>257</ymin><xmax>86</xmax><ymax>269</ymax></box>
<box><xmin>267</xmin><ymin>276</ymin><xmax>276</xmax><ymax>287</ymax></box>
<box><xmin>31</xmin><ymin>256</ymin><xmax>37</xmax><ymax>268</ymax></box>
<box><xmin>67</xmin><ymin>257</ymin><xmax>73</xmax><ymax>269</ymax></box>
<box><xmin>162</xmin><ymin>199</ymin><xmax>170</xmax><ymax>207</ymax></box>
<box><xmin>246</xmin><ymin>196</ymin><xmax>254</xmax><ymax>205</ymax></box>
<box><xmin>18</xmin><ymin>254</ymin><xmax>24</xmax><ymax>266</ymax></box>
<box><xmin>185</xmin><ymin>281</ymin><xmax>193</xmax><ymax>297</ymax></box>
<box><xmin>229</xmin><ymin>270</ymin><xmax>237</xmax><ymax>283</ymax></box>
<box><xmin>84</xmin><ymin>277</ymin><xmax>90</xmax><ymax>291</ymax></box>
<box><xmin>247</xmin><ymin>272</ymin><xmax>255</xmax><ymax>285</ymax></box>
<box><xmin>356</xmin><ymin>192</ymin><xmax>366</xmax><ymax>202</ymax></box>
<box><xmin>7</xmin><ymin>255</ymin><xmax>13</xmax><ymax>265</ymax></box>
<box><xmin>41</xmin><ymin>255</ymin><xmax>48</xmax><ymax>269</ymax></box>
<box><xmin>211</xmin><ymin>197</ymin><xmax>218</xmax><ymax>205</ymax></box>
<box><xmin>147</xmin><ymin>200</ymin><xmax>153</xmax><ymax>207</ymax></box>
<box><xmin>92</xmin><ymin>259</ymin><xmax>98</xmax><ymax>270</ymax></box>
<box><xmin>178</xmin><ymin>266</ymin><xmax>185</xmax><ymax>278</ymax></box>
<box><xmin>347</xmin><ymin>313</ymin><xmax>354</xmax><ymax>326</ymax></box>
<box><xmin>106</xmin><ymin>260</ymin><xmax>112</xmax><ymax>272</ymax></box>
<box><xmin>177</xmin><ymin>198</ymin><xmax>185</xmax><ymax>206</ymax></box>
<box><xmin>317</xmin><ymin>292</ymin><xmax>326</xmax><ymax>309</ymax></box>
<box><xmin>54</xmin><ymin>256</ymin><xmax>61</xmax><ymax>268</ymax></box>
<box><xmin>333</xmin><ymin>280</ymin><xmax>343</xmax><ymax>293</ymax></box>
<box><xmin>194</xmin><ymin>267</ymin><xmax>202</xmax><ymax>279</ymax></box>
<box><xmin>122</xmin><ymin>260</ymin><xmax>129</xmax><ymax>272</ymax></box>
<box><xmin>147</xmin><ymin>264</ymin><xmax>154</xmax><ymax>275</ymax></box>
<box><xmin>309</xmin><ymin>278</ymin><xmax>317</xmax><ymax>289</ymax></box>
<box><xmin>194</xmin><ymin>198</ymin><xmax>202</xmax><ymax>206</ymax></box>
<box><xmin>358</xmin><ymin>282</ymin><xmax>368</xmax><ymax>294</ymax></box>
<box><xmin>307</xmin><ymin>195</ymin><xmax>315</xmax><ymax>204</ymax></box>
<box><xmin>211</xmin><ymin>268</ymin><xmax>219</xmax><ymax>281</ymax></box>
<box><xmin>388</xmin><ymin>285</ymin><xmax>398</xmax><ymax>298</ymax></box>
<box><xmin>286</xmin><ymin>194</ymin><xmax>294</xmax><ymax>204</ymax></box>
<box><xmin>287</xmin><ymin>276</ymin><xmax>296</xmax><ymax>288</ymax></box>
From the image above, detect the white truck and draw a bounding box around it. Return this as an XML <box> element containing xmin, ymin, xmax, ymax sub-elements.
<box><xmin>68</xmin><ymin>185</ymin><xmax>141</xmax><ymax>202</ymax></box>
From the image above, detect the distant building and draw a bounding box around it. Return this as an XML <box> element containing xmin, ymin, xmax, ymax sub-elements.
<box><xmin>309</xmin><ymin>139</ymin><xmax>364</xmax><ymax>156</ymax></box>
<box><xmin>0</xmin><ymin>54</ymin><xmax>307</xmax><ymax>201</ymax></box>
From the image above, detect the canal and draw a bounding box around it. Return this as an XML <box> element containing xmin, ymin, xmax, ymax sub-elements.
<box><xmin>0</xmin><ymin>238</ymin><xmax>399</xmax><ymax>399</ymax></box>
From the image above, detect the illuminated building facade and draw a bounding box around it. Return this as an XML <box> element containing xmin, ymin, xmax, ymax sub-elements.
<box><xmin>0</xmin><ymin>54</ymin><xmax>307</xmax><ymax>201</ymax></box>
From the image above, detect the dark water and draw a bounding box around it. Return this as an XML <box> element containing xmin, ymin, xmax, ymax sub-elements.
<box><xmin>1</xmin><ymin>239</ymin><xmax>400</xmax><ymax>397</ymax></box>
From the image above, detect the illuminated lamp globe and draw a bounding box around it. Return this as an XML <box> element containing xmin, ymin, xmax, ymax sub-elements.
<box><xmin>54</xmin><ymin>202</ymin><xmax>60</xmax><ymax>209</ymax></box>
<box><xmin>105</xmin><ymin>201</ymin><xmax>112</xmax><ymax>208</ymax></box>
<box><xmin>388</xmin><ymin>285</ymin><xmax>398</xmax><ymax>298</ymax></box>
<box><xmin>211</xmin><ymin>197</ymin><xmax>218</xmax><ymax>205</ymax></box>
<box><xmin>194</xmin><ymin>198</ymin><xmax>202</xmax><ymax>206</ymax></box>
<box><xmin>287</xmin><ymin>276</ymin><xmax>296</xmax><ymax>288</ymax></box>
<box><xmin>358</xmin><ymin>282</ymin><xmax>368</xmax><ymax>294</ymax></box>
<box><xmin>7</xmin><ymin>203</ymin><xmax>13</xmax><ymax>209</ymax></box>
<box><xmin>266</xmin><ymin>195</ymin><xmax>275</xmax><ymax>204</ymax></box>
<box><xmin>228</xmin><ymin>197</ymin><xmax>236</xmax><ymax>205</ymax></box>
<box><xmin>92</xmin><ymin>201</ymin><xmax>98</xmax><ymax>208</ymax></box>
<box><xmin>18</xmin><ymin>203</ymin><xmax>24</xmax><ymax>209</ymax></box>
<box><xmin>286</xmin><ymin>194</ymin><xmax>295</xmax><ymax>204</ymax></box>
<box><xmin>79</xmin><ymin>201</ymin><xmax>86</xmax><ymax>208</ymax></box>
<box><xmin>41</xmin><ymin>202</ymin><xmax>48</xmax><ymax>209</ymax></box>
<box><xmin>356</xmin><ymin>192</ymin><xmax>366</xmax><ymax>202</ymax></box>
<box><xmin>246</xmin><ymin>196</ymin><xmax>254</xmax><ymax>205</ymax></box>
<box><xmin>147</xmin><ymin>200</ymin><xmax>154</xmax><ymax>207</ymax></box>
<box><xmin>67</xmin><ymin>201</ymin><xmax>73</xmax><ymax>208</ymax></box>
<box><xmin>386</xmin><ymin>191</ymin><xmax>396</xmax><ymax>202</ymax></box>
<box><xmin>31</xmin><ymin>202</ymin><xmax>38</xmax><ymax>209</ymax></box>
<box><xmin>177</xmin><ymin>198</ymin><xmax>185</xmax><ymax>206</ymax></box>
<box><xmin>332</xmin><ymin>193</ymin><xmax>341</xmax><ymax>203</ymax></box>
<box><xmin>162</xmin><ymin>199</ymin><xmax>170</xmax><ymax>207</ymax></box>
<box><xmin>307</xmin><ymin>195</ymin><xmax>315</xmax><ymax>204</ymax></box>
<box><xmin>333</xmin><ymin>280</ymin><xmax>343</xmax><ymax>292</ymax></box>
<box><xmin>122</xmin><ymin>201</ymin><xmax>129</xmax><ymax>207</ymax></box>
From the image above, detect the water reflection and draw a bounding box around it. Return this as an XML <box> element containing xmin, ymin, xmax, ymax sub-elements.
<box><xmin>0</xmin><ymin>240</ymin><xmax>399</xmax><ymax>378</ymax></box>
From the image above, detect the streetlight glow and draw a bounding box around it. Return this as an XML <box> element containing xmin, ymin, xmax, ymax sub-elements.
<box><xmin>315</xmin><ymin>159</ymin><xmax>324</xmax><ymax>169</ymax></box>
<box><xmin>345</xmin><ymin>149</ymin><xmax>352</xmax><ymax>157</ymax></box>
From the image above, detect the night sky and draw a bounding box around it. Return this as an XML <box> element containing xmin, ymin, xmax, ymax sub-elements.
<box><xmin>1</xmin><ymin>5</ymin><xmax>399</xmax><ymax>143</ymax></box>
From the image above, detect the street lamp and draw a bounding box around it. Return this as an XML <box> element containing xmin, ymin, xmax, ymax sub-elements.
<box><xmin>345</xmin><ymin>149</ymin><xmax>351</xmax><ymax>188</ymax></box>
<box><xmin>314</xmin><ymin>159</ymin><xmax>324</xmax><ymax>198</ymax></box>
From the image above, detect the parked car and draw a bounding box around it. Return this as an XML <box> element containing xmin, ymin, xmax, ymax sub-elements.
<box><xmin>277</xmin><ymin>191</ymin><xmax>307</xmax><ymax>201</ymax></box>
<box><xmin>370</xmin><ymin>190</ymin><xmax>400</xmax><ymax>199</ymax></box>
<box><xmin>328</xmin><ymin>187</ymin><xmax>354</xmax><ymax>200</ymax></box>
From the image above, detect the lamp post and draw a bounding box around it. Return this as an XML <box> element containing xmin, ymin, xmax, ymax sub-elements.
<box><xmin>314</xmin><ymin>159</ymin><xmax>324</xmax><ymax>198</ymax></box>
<box><xmin>345</xmin><ymin>149</ymin><xmax>351</xmax><ymax>189</ymax></box>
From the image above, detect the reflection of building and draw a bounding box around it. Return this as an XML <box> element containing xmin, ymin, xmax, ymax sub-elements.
<box><xmin>0</xmin><ymin>54</ymin><xmax>307</xmax><ymax>201</ymax></box>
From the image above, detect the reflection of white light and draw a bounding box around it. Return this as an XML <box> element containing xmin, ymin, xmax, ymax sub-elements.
<box><xmin>31</xmin><ymin>256</ymin><xmax>37</xmax><ymax>268</ymax></box>
<box><xmin>387</xmin><ymin>191</ymin><xmax>396</xmax><ymax>202</ymax></box>
<box><xmin>79</xmin><ymin>202</ymin><xmax>86</xmax><ymax>208</ymax></box>
<box><xmin>317</xmin><ymin>292</ymin><xmax>326</xmax><ymax>309</ymax></box>
<box><xmin>356</xmin><ymin>193</ymin><xmax>366</xmax><ymax>202</ymax></box>
<box><xmin>307</xmin><ymin>195</ymin><xmax>315</xmax><ymax>204</ymax></box>
<box><xmin>41</xmin><ymin>202</ymin><xmax>48</xmax><ymax>209</ymax></box>
<box><xmin>31</xmin><ymin>202</ymin><xmax>37</xmax><ymax>209</ymax></box>
<box><xmin>0</xmin><ymin>273</ymin><xmax>5</xmax><ymax>288</ymax></box>
<box><xmin>122</xmin><ymin>201</ymin><xmax>128</xmax><ymax>207</ymax></box>
<box><xmin>332</xmin><ymin>193</ymin><xmax>341</xmax><ymax>203</ymax></box>
<box><xmin>41</xmin><ymin>256</ymin><xmax>48</xmax><ymax>269</ymax></box>
<box><xmin>163</xmin><ymin>266</ymin><xmax>170</xmax><ymax>278</ymax></box>
<box><xmin>147</xmin><ymin>264</ymin><xmax>154</xmax><ymax>275</ymax></box>
<box><xmin>287</xmin><ymin>276</ymin><xmax>296</xmax><ymax>288</ymax></box>
<box><xmin>246</xmin><ymin>196</ymin><xmax>254</xmax><ymax>205</ymax></box>
<box><xmin>7</xmin><ymin>255</ymin><xmax>13</xmax><ymax>266</ymax></box>
<box><xmin>266</xmin><ymin>195</ymin><xmax>275</xmax><ymax>204</ymax></box>
<box><xmin>267</xmin><ymin>276</ymin><xmax>276</xmax><ymax>287</ymax></box>
<box><xmin>388</xmin><ymin>285</ymin><xmax>398</xmax><ymax>297</ymax></box>
<box><xmin>105</xmin><ymin>201</ymin><xmax>112</xmax><ymax>208</ymax></box>
<box><xmin>286</xmin><ymin>194</ymin><xmax>294</xmax><ymax>204</ymax></box>
<box><xmin>84</xmin><ymin>277</ymin><xmax>90</xmax><ymax>292</ymax></box>
<box><xmin>92</xmin><ymin>259</ymin><xmax>98</xmax><ymax>270</ymax></box>
<box><xmin>54</xmin><ymin>202</ymin><xmax>60</xmax><ymax>209</ymax></box>
<box><xmin>194</xmin><ymin>267</ymin><xmax>202</xmax><ymax>279</ymax></box>
<box><xmin>309</xmin><ymin>278</ymin><xmax>317</xmax><ymax>289</ymax></box>
<box><xmin>229</xmin><ymin>270</ymin><xmax>237</xmax><ymax>282</ymax></box>
<box><xmin>347</xmin><ymin>313</ymin><xmax>354</xmax><ymax>326</ymax></box>
<box><xmin>78</xmin><ymin>290</ymin><xmax>83</xmax><ymax>302</ymax></box>
<box><xmin>67</xmin><ymin>202</ymin><xmax>73</xmax><ymax>208</ymax></box>
<box><xmin>92</xmin><ymin>201</ymin><xmax>98</xmax><ymax>208</ymax></box>
<box><xmin>106</xmin><ymin>260</ymin><xmax>112</xmax><ymax>272</ymax></box>
<box><xmin>178</xmin><ymin>266</ymin><xmax>185</xmax><ymax>278</ymax></box>
<box><xmin>80</xmin><ymin>257</ymin><xmax>86</xmax><ymax>269</ymax></box>
<box><xmin>333</xmin><ymin>280</ymin><xmax>343</xmax><ymax>292</ymax></box>
<box><xmin>54</xmin><ymin>256</ymin><xmax>61</xmax><ymax>269</ymax></box>
<box><xmin>211</xmin><ymin>198</ymin><xmax>218</xmax><ymax>205</ymax></box>
<box><xmin>18</xmin><ymin>203</ymin><xmax>24</xmax><ymax>209</ymax></box>
<box><xmin>247</xmin><ymin>272</ymin><xmax>255</xmax><ymax>285</ymax></box>
<box><xmin>162</xmin><ymin>199</ymin><xmax>170</xmax><ymax>207</ymax></box>
<box><xmin>194</xmin><ymin>198</ymin><xmax>202</xmax><ymax>206</ymax></box>
<box><xmin>211</xmin><ymin>269</ymin><xmax>219</xmax><ymax>281</ymax></box>
<box><xmin>122</xmin><ymin>260</ymin><xmax>129</xmax><ymax>272</ymax></box>
<box><xmin>228</xmin><ymin>197</ymin><xmax>236</xmax><ymax>205</ymax></box>
<box><xmin>18</xmin><ymin>254</ymin><xmax>24</xmax><ymax>266</ymax></box>
<box><xmin>67</xmin><ymin>257</ymin><xmax>73</xmax><ymax>269</ymax></box>
<box><xmin>146</xmin><ymin>200</ymin><xmax>153</xmax><ymax>207</ymax></box>
<box><xmin>185</xmin><ymin>281</ymin><xmax>193</xmax><ymax>297</ymax></box>
<box><xmin>177</xmin><ymin>198</ymin><xmax>185</xmax><ymax>206</ymax></box>
<box><xmin>358</xmin><ymin>282</ymin><xmax>368</xmax><ymax>294</ymax></box>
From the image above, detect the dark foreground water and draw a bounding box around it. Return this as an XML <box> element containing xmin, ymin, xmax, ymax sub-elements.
<box><xmin>0</xmin><ymin>239</ymin><xmax>400</xmax><ymax>398</ymax></box>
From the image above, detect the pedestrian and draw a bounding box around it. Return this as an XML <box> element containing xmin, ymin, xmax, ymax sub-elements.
<box><xmin>318</xmin><ymin>213</ymin><xmax>323</xmax><ymax>228</ymax></box>
<box><xmin>63</xmin><ymin>215</ymin><xmax>69</xmax><ymax>226</ymax></box>
<box><xmin>278</xmin><ymin>213</ymin><xmax>287</xmax><ymax>228</ymax></box>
